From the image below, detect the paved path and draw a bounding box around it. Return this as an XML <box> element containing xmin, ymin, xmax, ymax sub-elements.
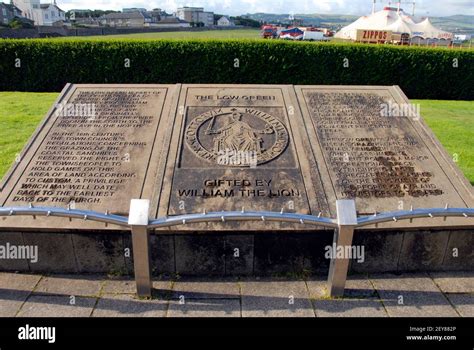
<box><xmin>0</xmin><ymin>271</ymin><xmax>472</xmax><ymax>317</ymax></box>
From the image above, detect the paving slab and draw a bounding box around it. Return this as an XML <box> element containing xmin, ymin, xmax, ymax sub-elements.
<box><xmin>370</xmin><ymin>273</ymin><xmax>459</xmax><ymax>317</ymax></box>
<box><xmin>102</xmin><ymin>279</ymin><xmax>173</xmax><ymax>296</ymax></box>
<box><xmin>167</xmin><ymin>299</ymin><xmax>240</xmax><ymax>317</ymax></box>
<box><xmin>171</xmin><ymin>278</ymin><xmax>240</xmax><ymax>299</ymax></box>
<box><xmin>34</xmin><ymin>275</ymin><xmax>103</xmax><ymax>296</ymax></box>
<box><xmin>0</xmin><ymin>272</ymin><xmax>42</xmax><ymax>291</ymax></box>
<box><xmin>312</xmin><ymin>299</ymin><xmax>388</xmax><ymax>317</ymax></box>
<box><xmin>152</xmin><ymin>281</ymin><xmax>175</xmax><ymax>300</ymax></box>
<box><xmin>306</xmin><ymin>276</ymin><xmax>378</xmax><ymax>299</ymax></box>
<box><xmin>0</xmin><ymin>272</ymin><xmax>471</xmax><ymax>318</ymax></box>
<box><xmin>430</xmin><ymin>271</ymin><xmax>474</xmax><ymax>293</ymax></box>
<box><xmin>240</xmin><ymin>279</ymin><xmax>314</xmax><ymax>317</ymax></box>
<box><xmin>307</xmin><ymin>276</ymin><xmax>386</xmax><ymax>317</ymax></box>
<box><xmin>102</xmin><ymin>278</ymin><xmax>138</xmax><ymax>294</ymax></box>
<box><xmin>445</xmin><ymin>293</ymin><xmax>474</xmax><ymax>317</ymax></box>
<box><xmin>0</xmin><ymin>273</ymin><xmax>42</xmax><ymax>317</ymax></box>
<box><xmin>93</xmin><ymin>294</ymin><xmax>168</xmax><ymax>317</ymax></box>
<box><xmin>17</xmin><ymin>295</ymin><xmax>96</xmax><ymax>317</ymax></box>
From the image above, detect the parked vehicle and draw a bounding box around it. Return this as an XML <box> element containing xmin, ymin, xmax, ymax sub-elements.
<box><xmin>261</xmin><ymin>25</ymin><xmax>277</xmax><ymax>39</ymax></box>
<box><xmin>302</xmin><ymin>31</ymin><xmax>325</xmax><ymax>41</ymax></box>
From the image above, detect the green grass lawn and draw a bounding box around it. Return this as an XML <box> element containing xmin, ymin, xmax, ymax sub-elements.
<box><xmin>412</xmin><ymin>99</ymin><xmax>474</xmax><ymax>184</ymax></box>
<box><xmin>50</xmin><ymin>29</ymin><xmax>262</xmax><ymax>40</ymax></box>
<box><xmin>0</xmin><ymin>92</ymin><xmax>58</xmax><ymax>177</ymax></box>
<box><xmin>0</xmin><ymin>93</ymin><xmax>472</xmax><ymax>185</ymax></box>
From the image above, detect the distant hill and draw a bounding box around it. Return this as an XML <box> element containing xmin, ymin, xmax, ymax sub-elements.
<box><xmin>244</xmin><ymin>13</ymin><xmax>474</xmax><ymax>33</ymax></box>
<box><xmin>430</xmin><ymin>15</ymin><xmax>474</xmax><ymax>33</ymax></box>
<box><xmin>244</xmin><ymin>13</ymin><xmax>357</xmax><ymax>29</ymax></box>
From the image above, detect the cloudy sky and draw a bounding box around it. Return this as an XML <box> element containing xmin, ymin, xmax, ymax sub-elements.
<box><xmin>58</xmin><ymin>0</ymin><xmax>474</xmax><ymax>17</ymax></box>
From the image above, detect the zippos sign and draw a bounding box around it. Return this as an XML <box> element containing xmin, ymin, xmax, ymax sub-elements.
<box><xmin>356</xmin><ymin>29</ymin><xmax>392</xmax><ymax>42</ymax></box>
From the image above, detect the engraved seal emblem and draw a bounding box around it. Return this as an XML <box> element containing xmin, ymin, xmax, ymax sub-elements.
<box><xmin>185</xmin><ymin>107</ymin><xmax>289</xmax><ymax>166</ymax></box>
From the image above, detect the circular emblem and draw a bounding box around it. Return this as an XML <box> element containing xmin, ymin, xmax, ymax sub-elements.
<box><xmin>185</xmin><ymin>107</ymin><xmax>289</xmax><ymax>167</ymax></box>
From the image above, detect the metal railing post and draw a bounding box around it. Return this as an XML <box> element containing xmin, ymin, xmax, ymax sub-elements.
<box><xmin>128</xmin><ymin>199</ymin><xmax>152</xmax><ymax>298</ymax></box>
<box><xmin>327</xmin><ymin>199</ymin><xmax>357</xmax><ymax>297</ymax></box>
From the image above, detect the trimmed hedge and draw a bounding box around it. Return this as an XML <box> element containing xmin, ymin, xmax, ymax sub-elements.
<box><xmin>0</xmin><ymin>39</ymin><xmax>473</xmax><ymax>99</ymax></box>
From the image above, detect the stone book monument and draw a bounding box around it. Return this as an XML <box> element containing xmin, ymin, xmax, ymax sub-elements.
<box><xmin>0</xmin><ymin>84</ymin><xmax>472</xmax><ymax>275</ymax></box>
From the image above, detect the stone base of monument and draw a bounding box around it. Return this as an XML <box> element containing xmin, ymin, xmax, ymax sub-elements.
<box><xmin>1</xmin><ymin>83</ymin><xmax>473</xmax><ymax>283</ymax></box>
<box><xmin>0</xmin><ymin>229</ymin><xmax>471</xmax><ymax>276</ymax></box>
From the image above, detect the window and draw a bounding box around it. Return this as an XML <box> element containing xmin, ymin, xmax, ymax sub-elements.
<box><xmin>2</xmin><ymin>8</ymin><xmax>6</xmax><ymax>16</ymax></box>
<box><xmin>44</xmin><ymin>13</ymin><xmax>48</xmax><ymax>19</ymax></box>
<box><xmin>51</xmin><ymin>11</ymin><xmax>55</xmax><ymax>17</ymax></box>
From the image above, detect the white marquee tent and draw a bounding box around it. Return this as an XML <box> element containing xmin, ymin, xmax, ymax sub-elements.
<box><xmin>335</xmin><ymin>7</ymin><xmax>453</xmax><ymax>41</ymax></box>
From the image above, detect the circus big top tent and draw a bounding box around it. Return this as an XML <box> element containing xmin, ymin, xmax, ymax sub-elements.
<box><xmin>279</xmin><ymin>27</ymin><xmax>304</xmax><ymax>40</ymax></box>
<box><xmin>335</xmin><ymin>7</ymin><xmax>453</xmax><ymax>41</ymax></box>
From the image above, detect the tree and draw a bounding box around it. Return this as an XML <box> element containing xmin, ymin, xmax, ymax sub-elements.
<box><xmin>66</xmin><ymin>9</ymin><xmax>118</xmax><ymax>20</ymax></box>
<box><xmin>9</xmin><ymin>17</ymin><xmax>34</xmax><ymax>29</ymax></box>
<box><xmin>230</xmin><ymin>16</ymin><xmax>260</xmax><ymax>27</ymax></box>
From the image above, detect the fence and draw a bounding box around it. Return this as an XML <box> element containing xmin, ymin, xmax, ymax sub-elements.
<box><xmin>0</xmin><ymin>199</ymin><xmax>473</xmax><ymax>298</ymax></box>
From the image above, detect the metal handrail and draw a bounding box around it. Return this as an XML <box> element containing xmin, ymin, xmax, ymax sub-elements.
<box><xmin>357</xmin><ymin>207</ymin><xmax>474</xmax><ymax>227</ymax></box>
<box><xmin>0</xmin><ymin>205</ymin><xmax>472</xmax><ymax>228</ymax></box>
<box><xmin>148</xmin><ymin>210</ymin><xmax>337</xmax><ymax>228</ymax></box>
<box><xmin>1</xmin><ymin>203</ymin><xmax>473</xmax><ymax>298</ymax></box>
<box><xmin>0</xmin><ymin>206</ymin><xmax>129</xmax><ymax>227</ymax></box>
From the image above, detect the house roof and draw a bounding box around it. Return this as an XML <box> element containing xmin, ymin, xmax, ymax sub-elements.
<box><xmin>39</xmin><ymin>4</ymin><xmax>65</xmax><ymax>13</ymax></box>
<box><xmin>158</xmin><ymin>17</ymin><xmax>189</xmax><ymax>23</ymax></box>
<box><xmin>1</xmin><ymin>3</ymin><xmax>22</xmax><ymax>12</ymax></box>
<box><xmin>103</xmin><ymin>11</ymin><xmax>144</xmax><ymax>20</ymax></box>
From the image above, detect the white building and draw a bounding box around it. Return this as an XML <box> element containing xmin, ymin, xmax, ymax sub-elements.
<box><xmin>39</xmin><ymin>2</ymin><xmax>65</xmax><ymax>25</ymax></box>
<box><xmin>13</xmin><ymin>0</ymin><xmax>65</xmax><ymax>26</ymax></box>
<box><xmin>217</xmin><ymin>16</ymin><xmax>234</xmax><ymax>26</ymax></box>
<box><xmin>176</xmin><ymin>7</ymin><xmax>213</xmax><ymax>26</ymax></box>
